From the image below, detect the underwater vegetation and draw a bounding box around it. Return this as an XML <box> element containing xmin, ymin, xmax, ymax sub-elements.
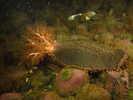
<box><xmin>127</xmin><ymin>7</ymin><xmax>133</xmax><ymax>26</ymax></box>
<box><xmin>91</xmin><ymin>21</ymin><xmax>107</xmax><ymax>34</ymax></box>
<box><xmin>110</xmin><ymin>23</ymin><xmax>125</xmax><ymax>37</ymax></box>
<box><xmin>121</xmin><ymin>33</ymin><xmax>133</xmax><ymax>41</ymax></box>
<box><xmin>54</xmin><ymin>26</ymin><xmax>71</xmax><ymax>41</ymax></box>
<box><xmin>0</xmin><ymin>65</ymin><xmax>25</xmax><ymax>94</ymax></box>
<box><xmin>86</xmin><ymin>0</ymin><xmax>103</xmax><ymax>11</ymax></box>
<box><xmin>55</xmin><ymin>68</ymin><xmax>88</xmax><ymax>95</ymax></box>
<box><xmin>0</xmin><ymin>32</ymin><xmax>25</xmax><ymax>66</ymax></box>
<box><xmin>126</xmin><ymin>82</ymin><xmax>133</xmax><ymax>100</ymax></box>
<box><xmin>1</xmin><ymin>0</ymin><xmax>133</xmax><ymax>100</ymax></box>
<box><xmin>99</xmin><ymin>32</ymin><xmax>114</xmax><ymax>44</ymax></box>
<box><xmin>72</xmin><ymin>24</ymin><xmax>89</xmax><ymax>37</ymax></box>
<box><xmin>74</xmin><ymin>83</ymin><xmax>111</xmax><ymax>100</ymax></box>
<box><xmin>60</xmin><ymin>68</ymin><xmax>72</xmax><ymax>81</ymax></box>
<box><xmin>22</xmin><ymin>22</ymin><xmax>54</xmax><ymax>65</ymax></box>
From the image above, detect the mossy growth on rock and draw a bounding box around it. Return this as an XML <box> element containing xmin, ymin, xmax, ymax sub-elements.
<box><xmin>10</xmin><ymin>98</ymin><xmax>18</xmax><ymax>100</ymax></box>
<box><xmin>126</xmin><ymin>82</ymin><xmax>133</xmax><ymax>100</ymax></box>
<box><xmin>90</xmin><ymin>72</ymin><xmax>108</xmax><ymax>86</ymax></box>
<box><xmin>73</xmin><ymin>83</ymin><xmax>111</xmax><ymax>100</ymax></box>
<box><xmin>60</xmin><ymin>68</ymin><xmax>72</xmax><ymax>81</ymax></box>
<box><xmin>91</xmin><ymin>21</ymin><xmax>107</xmax><ymax>34</ymax></box>
<box><xmin>121</xmin><ymin>33</ymin><xmax>133</xmax><ymax>41</ymax></box>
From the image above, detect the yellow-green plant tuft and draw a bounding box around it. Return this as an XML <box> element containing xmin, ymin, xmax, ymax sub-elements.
<box><xmin>126</xmin><ymin>82</ymin><xmax>133</xmax><ymax>100</ymax></box>
<box><xmin>60</xmin><ymin>68</ymin><xmax>72</xmax><ymax>81</ymax></box>
<box><xmin>121</xmin><ymin>33</ymin><xmax>133</xmax><ymax>41</ymax></box>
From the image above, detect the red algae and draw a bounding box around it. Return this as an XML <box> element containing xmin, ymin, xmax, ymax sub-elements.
<box><xmin>22</xmin><ymin>22</ymin><xmax>54</xmax><ymax>65</ymax></box>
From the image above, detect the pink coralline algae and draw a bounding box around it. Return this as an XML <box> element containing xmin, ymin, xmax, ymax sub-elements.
<box><xmin>120</xmin><ymin>40</ymin><xmax>132</xmax><ymax>46</ymax></box>
<box><xmin>55</xmin><ymin>68</ymin><xmax>88</xmax><ymax>93</ymax></box>
<box><xmin>105</xmin><ymin>70</ymin><xmax>129</xmax><ymax>100</ymax></box>
<box><xmin>0</xmin><ymin>93</ymin><xmax>23</xmax><ymax>100</ymax></box>
<box><xmin>88</xmin><ymin>88</ymin><xmax>111</xmax><ymax>100</ymax></box>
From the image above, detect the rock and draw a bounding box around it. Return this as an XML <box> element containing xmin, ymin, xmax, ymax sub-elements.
<box><xmin>88</xmin><ymin>87</ymin><xmax>111</xmax><ymax>100</ymax></box>
<box><xmin>11</xmin><ymin>71</ymin><xmax>28</xmax><ymax>79</ymax></box>
<box><xmin>6</xmin><ymin>66</ymin><xmax>28</xmax><ymax>79</ymax></box>
<box><xmin>120</xmin><ymin>40</ymin><xmax>132</xmax><ymax>46</ymax></box>
<box><xmin>0</xmin><ymin>93</ymin><xmax>23</xmax><ymax>100</ymax></box>
<box><xmin>40</xmin><ymin>92</ymin><xmax>60</xmax><ymax>100</ymax></box>
<box><xmin>48</xmin><ymin>63</ymin><xmax>59</xmax><ymax>69</ymax></box>
<box><xmin>105</xmin><ymin>70</ymin><xmax>129</xmax><ymax>100</ymax></box>
<box><xmin>56</xmin><ymin>68</ymin><xmax>88</xmax><ymax>93</ymax></box>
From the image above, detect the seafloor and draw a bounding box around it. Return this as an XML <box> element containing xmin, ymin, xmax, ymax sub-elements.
<box><xmin>0</xmin><ymin>0</ymin><xmax>133</xmax><ymax>100</ymax></box>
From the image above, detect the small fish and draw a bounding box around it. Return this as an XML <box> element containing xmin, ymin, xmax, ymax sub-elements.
<box><xmin>68</xmin><ymin>11</ymin><xmax>96</xmax><ymax>21</ymax></box>
<box><xmin>68</xmin><ymin>13</ymin><xmax>82</xmax><ymax>20</ymax></box>
<box><xmin>85</xmin><ymin>16</ymin><xmax>90</xmax><ymax>21</ymax></box>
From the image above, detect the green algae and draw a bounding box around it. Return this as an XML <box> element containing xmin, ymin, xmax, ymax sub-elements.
<box><xmin>126</xmin><ymin>82</ymin><xmax>133</xmax><ymax>100</ymax></box>
<box><xmin>60</xmin><ymin>68</ymin><xmax>72</xmax><ymax>81</ymax></box>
